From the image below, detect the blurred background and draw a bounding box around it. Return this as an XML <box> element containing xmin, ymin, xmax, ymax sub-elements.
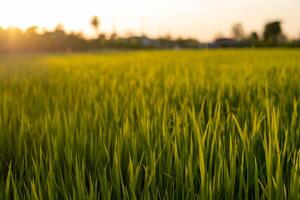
<box><xmin>0</xmin><ymin>0</ymin><xmax>300</xmax><ymax>52</ymax></box>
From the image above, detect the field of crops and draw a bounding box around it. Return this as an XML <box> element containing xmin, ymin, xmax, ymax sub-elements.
<box><xmin>0</xmin><ymin>50</ymin><xmax>300</xmax><ymax>199</ymax></box>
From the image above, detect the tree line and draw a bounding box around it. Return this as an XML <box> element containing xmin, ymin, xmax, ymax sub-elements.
<box><xmin>216</xmin><ymin>21</ymin><xmax>300</xmax><ymax>48</ymax></box>
<box><xmin>0</xmin><ymin>17</ymin><xmax>299</xmax><ymax>53</ymax></box>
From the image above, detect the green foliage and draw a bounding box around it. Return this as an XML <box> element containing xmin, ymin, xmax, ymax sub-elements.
<box><xmin>0</xmin><ymin>50</ymin><xmax>300</xmax><ymax>199</ymax></box>
<box><xmin>0</xmin><ymin>27</ymin><xmax>200</xmax><ymax>53</ymax></box>
<box><xmin>263</xmin><ymin>21</ymin><xmax>283</xmax><ymax>46</ymax></box>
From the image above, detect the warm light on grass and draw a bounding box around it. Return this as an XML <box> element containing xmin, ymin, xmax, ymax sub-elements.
<box><xmin>0</xmin><ymin>50</ymin><xmax>299</xmax><ymax>199</ymax></box>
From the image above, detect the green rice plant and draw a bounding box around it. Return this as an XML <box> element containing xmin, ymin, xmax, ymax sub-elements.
<box><xmin>0</xmin><ymin>49</ymin><xmax>299</xmax><ymax>199</ymax></box>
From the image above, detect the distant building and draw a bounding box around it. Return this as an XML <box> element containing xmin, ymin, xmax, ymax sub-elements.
<box><xmin>202</xmin><ymin>38</ymin><xmax>251</xmax><ymax>48</ymax></box>
<box><xmin>214</xmin><ymin>38</ymin><xmax>237</xmax><ymax>47</ymax></box>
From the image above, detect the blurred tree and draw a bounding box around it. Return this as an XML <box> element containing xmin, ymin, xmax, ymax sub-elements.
<box><xmin>98</xmin><ymin>33</ymin><xmax>106</xmax><ymax>40</ymax></box>
<box><xmin>25</xmin><ymin>26</ymin><xmax>39</xmax><ymax>51</ymax></box>
<box><xmin>250</xmin><ymin>32</ymin><xmax>259</xmax><ymax>40</ymax></box>
<box><xmin>263</xmin><ymin>21</ymin><xmax>282</xmax><ymax>46</ymax></box>
<box><xmin>55</xmin><ymin>24</ymin><xmax>65</xmax><ymax>33</ymax></box>
<box><xmin>110</xmin><ymin>32</ymin><xmax>118</xmax><ymax>40</ymax></box>
<box><xmin>231</xmin><ymin>23</ymin><xmax>245</xmax><ymax>40</ymax></box>
<box><xmin>26</xmin><ymin>26</ymin><xmax>38</xmax><ymax>35</ymax></box>
<box><xmin>91</xmin><ymin>16</ymin><xmax>100</xmax><ymax>37</ymax></box>
<box><xmin>248</xmin><ymin>32</ymin><xmax>259</xmax><ymax>46</ymax></box>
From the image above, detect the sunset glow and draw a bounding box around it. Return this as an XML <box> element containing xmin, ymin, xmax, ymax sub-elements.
<box><xmin>0</xmin><ymin>0</ymin><xmax>300</xmax><ymax>41</ymax></box>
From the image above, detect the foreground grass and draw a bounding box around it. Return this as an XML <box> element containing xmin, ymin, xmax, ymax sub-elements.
<box><xmin>0</xmin><ymin>49</ymin><xmax>300</xmax><ymax>199</ymax></box>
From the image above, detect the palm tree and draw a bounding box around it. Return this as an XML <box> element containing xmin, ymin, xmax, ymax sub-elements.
<box><xmin>90</xmin><ymin>16</ymin><xmax>100</xmax><ymax>37</ymax></box>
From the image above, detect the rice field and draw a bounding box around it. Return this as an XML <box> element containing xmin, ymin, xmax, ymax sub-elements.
<box><xmin>0</xmin><ymin>49</ymin><xmax>300</xmax><ymax>199</ymax></box>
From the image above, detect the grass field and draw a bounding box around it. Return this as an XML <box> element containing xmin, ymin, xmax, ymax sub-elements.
<box><xmin>0</xmin><ymin>49</ymin><xmax>300</xmax><ymax>199</ymax></box>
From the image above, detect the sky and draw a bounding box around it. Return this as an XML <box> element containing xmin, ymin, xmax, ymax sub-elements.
<box><xmin>0</xmin><ymin>0</ymin><xmax>300</xmax><ymax>41</ymax></box>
